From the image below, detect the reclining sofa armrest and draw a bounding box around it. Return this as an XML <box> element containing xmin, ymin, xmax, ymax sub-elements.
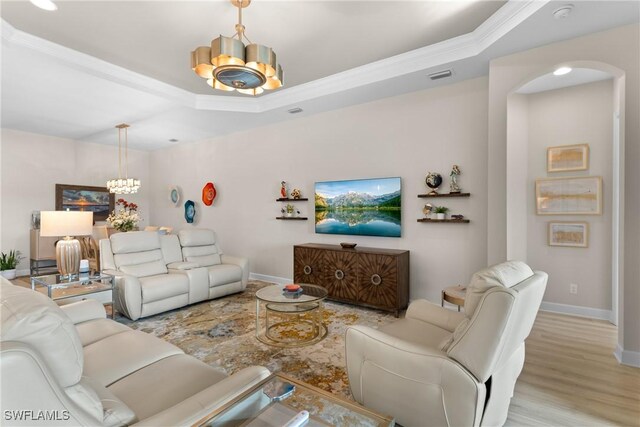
<box><xmin>405</xmin><ymin>299</ymin><xmax>465</xmax><ymax>332</ymax></box>
<box><xmin>132</xmin><ymin>366</ymin><xmax>271</xmax><ymax>427</ymax></box>
<box><xmin>103</xmin><ymin>269</ymin><xmax>142</xmax><ymax>321</ymax></box>
<box><xmin>220</xmin><ymin>255</ymin><xmax>249</xmax><ymax>287</ymax></box>
<box><xmin>167</xmin><ymin>261</ymin><xmax>200</xmax><ymax>270</ymax></box>
<box><xmin>60</xmin><ymin>300</ymin><xmax>106</xmax><ymax>324</ymax></box>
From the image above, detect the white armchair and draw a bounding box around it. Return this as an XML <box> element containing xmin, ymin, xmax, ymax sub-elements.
<box><xmin>345</xmin><ymin>261</ymin><xmax>547</xmax><ymax>427</ymax></box>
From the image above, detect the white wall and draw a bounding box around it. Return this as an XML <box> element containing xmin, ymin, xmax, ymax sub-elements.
<box><xmin>149</xmin><ymin>77</ymin><xmax>489</xmax><ymax>302</ymax></box>
<box><xmin>526</xmin><ymin>80</ymin><xmax>614</xmax><ymax>310</ymax></box>
<box><xmin>487</xmin><ymin>23</ymin><xmax>640</xmax><ymax>357</ymax></box>
<box><xmin>0</xmin><ymin>129</ymin><xmax>150</xmax><ymax>273</ymax></box>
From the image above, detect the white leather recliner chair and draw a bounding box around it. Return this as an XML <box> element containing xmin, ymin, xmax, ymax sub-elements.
<box><xmin>177</xmin><ymin>229</ymin><xmax>249</xmax><ymax>299</ymax></box>
<box><xmin>345</xmin><ymin>261</ymin><xmax>547</xmax><ymax>427</ymax></box>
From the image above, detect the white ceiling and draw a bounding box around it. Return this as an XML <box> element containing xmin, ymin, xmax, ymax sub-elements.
<box><xmin>0</xmin><ymin>0</ymin><xmax>506</xmax><ymax>93</ymax></box>
<box><xmin>1</xmin><ymin>0</ymin><xmax>638</xmax><ymax>150</ymax></box>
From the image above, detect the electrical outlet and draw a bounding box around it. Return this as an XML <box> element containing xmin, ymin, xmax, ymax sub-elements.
<box><xmin>569</xmin><ymin>283</ymin><xmax>578</xmax><ymax>294</ymax></box>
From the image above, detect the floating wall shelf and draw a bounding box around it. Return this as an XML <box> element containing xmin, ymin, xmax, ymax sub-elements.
<box><xmin>417</xmin><ymin>218</ymin><xmax>470</xmax><ymax>223</ymax></box>
<box><xmin>276</xmin><ymin>198</ymin><xmax>309</xmax><ymax>202</ymax></box>
<box><xmin>417</xmin><ymin>193</ymin><xmax>470</xmax><ymax>198</ymax></box>
<box><xmin>276</xmin><ymin>217</ymin><xmax>308</xmax><ymax>221</ymax></box>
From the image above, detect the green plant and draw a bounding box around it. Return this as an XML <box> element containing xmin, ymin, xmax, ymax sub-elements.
<box><xmin>433</xmin><ymin>206</ymin><xmax>449</xmax><ymax>214</ymax></box>
<box><xmin>0</xmin><ymin>250</ymin><xmax>24</xmax><ymax>271</ymax></box>
<box><xmin>286</xmin><ymin>204</ymin><xmax>295</xmax><ymax>213</ymax></box>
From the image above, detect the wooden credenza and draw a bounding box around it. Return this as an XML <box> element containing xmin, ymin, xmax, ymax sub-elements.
<box><xmin>293</xmin><ymin>243</ymin><xmax>409</xmax><ymax>317</ymax></box>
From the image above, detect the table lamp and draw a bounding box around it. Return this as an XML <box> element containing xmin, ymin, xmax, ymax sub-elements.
<box><xmin>40</xmin><ymin>211</ymin><xmax>93</xmax><ymax>277</ymax></box>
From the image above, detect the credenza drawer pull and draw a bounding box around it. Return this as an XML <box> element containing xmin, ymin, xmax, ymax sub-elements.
<box><xmin>371</xmin><ymin>274</ymin><xmax>382</xmax><ymax>286</ymax></box>
<box><xmin>335</xmin><ymin>269</ymin><xmax>345</xmax><ymax>280</ymax></box>
<box><xmin>303</xmin><ymin>265</ymin><xmax>312</xmax><ymax>275</ymax></box>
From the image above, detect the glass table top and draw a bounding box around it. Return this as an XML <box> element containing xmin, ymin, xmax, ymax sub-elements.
<box><xmin>31</xmin><ymin>273</ymin><xmax>114</xmax><ymax>301</ymax></box>
<box><xmin>198</xmin><ymin>373</ymin><xmax>394</xmax><ymax>427</ymax></box>
<box><xmin>255</xmin><ymin>284</ymin><xmax>328</xmax><ymax>304</ymax></box>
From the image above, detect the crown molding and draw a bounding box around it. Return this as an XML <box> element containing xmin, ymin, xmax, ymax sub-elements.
<box><xmin>1</xmin><ymin>0</ymin><xmax>548</xmax><ymax>114</ymax></box>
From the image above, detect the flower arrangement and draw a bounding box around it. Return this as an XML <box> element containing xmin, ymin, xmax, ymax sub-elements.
<box><xmin>107</xmin><ymin>198</ymin><xmax>140</xmax><ymax>232</ymax></box>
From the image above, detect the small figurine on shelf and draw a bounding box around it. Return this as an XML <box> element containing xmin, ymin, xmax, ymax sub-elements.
<box><xmin>422</xmin><ymin>203</ymin><xmax>433</xmax><ymax>218</ymax></box>
<box><xmin>280</xmin><ymin>181</ymin><xmax>288</xmax><ymax>199</ymax></box>
<box><xmin>451</xmin><ymin>214</ymin><xmax>465</xmax><ymax>220</ymax></box>
<box><xmin>296</xmin><ymin>209</ymin><xmax>301</xmax><ymax>216</ymax></box>
<box><xmin>280</xmin><ymin>207</ymin><xmax>286</xmax><ymax>216</ymax></box>
<box><xmin>291</xmin><ymin>188</ymin><xmax>302</xmax><ymax>199</ymax></box>
<box><xmin>285</xmin><ymin>204</ymin><xmax>295</xmax><ymax>217</ymax></box>
<box><xmin>450</xmin><ymin>165</ymin><xmax>462</xmax><ymax>193</ymax></box>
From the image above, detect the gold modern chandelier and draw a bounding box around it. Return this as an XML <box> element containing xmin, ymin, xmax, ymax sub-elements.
<box><xmin>106</xmin><ymin>124</ymin><xmax>141</xmax><ymax>194</ymax></box>
<box><xmin>191</xmin><ymin>0</ymin><xmax>283</xmax><ymax>96</ymax></box>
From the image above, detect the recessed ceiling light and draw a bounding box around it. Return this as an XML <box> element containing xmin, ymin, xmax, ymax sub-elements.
<box><xmin>287</xmin><ymin>107</ymin><xmax>303</xmax><ymax>114</ymax></box>
<box><xmin>169</xmin><ymin>138</ymin><xmax>179</xmax><ymax>143</ymax></box>
<box><xmin>30</xmin><ymin>0</ymin><xmax>58</xmax><ymax>11</ymax></box>
<box><xmin>553</xmin><ymin>67</ymin><xmax>572</xmax><ymax>76</ymax></box>
<box><xmin>553</xmin><ymin>5</ymin><xmax>573</xmax><ymax>20</ymax></box>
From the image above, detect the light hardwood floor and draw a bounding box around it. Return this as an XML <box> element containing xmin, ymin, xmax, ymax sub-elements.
<box><xmin>507</xmin><ymin>311</ymin><xmax>640</xmax><ymax>426</ymax></box>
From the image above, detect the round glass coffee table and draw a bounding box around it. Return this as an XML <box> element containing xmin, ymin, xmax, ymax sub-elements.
<box><xmin>255</xmin><ymin>284</ymin><xmax>328</xmax><ymax>347</ymax></box>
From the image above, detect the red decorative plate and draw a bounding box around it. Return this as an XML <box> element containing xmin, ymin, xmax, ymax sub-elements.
<box><xmin>202</xmin><ymin>182</ymin><xmax>217</xmax><ymax>206</ymax></box>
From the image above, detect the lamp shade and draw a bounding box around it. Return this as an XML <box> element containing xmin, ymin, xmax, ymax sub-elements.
<box><xmin>40</xmin><ymin>211</ymin><xmax>93</xmax><ymax>237</ymax></box>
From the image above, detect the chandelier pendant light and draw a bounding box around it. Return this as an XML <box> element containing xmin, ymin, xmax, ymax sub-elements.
<box><xmin>106</xmin><ymin>124</ymin><xmax>141</xmax><ymax>194</ymax></box>
<box><xmin>191</xmin><ymin>0</ymin><xmax>283</xmax><ymax>95</ymax></box>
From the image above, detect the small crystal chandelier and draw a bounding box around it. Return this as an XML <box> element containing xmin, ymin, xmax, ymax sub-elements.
<box><xmin>106</xmin><ymin>124</ymin><xmax>141</xmax><ymax>194</ymax></box>
<box><xmin>191</xmin><ymin>0</ymin><xmax>283</xmax><ymax>96</ymax></box>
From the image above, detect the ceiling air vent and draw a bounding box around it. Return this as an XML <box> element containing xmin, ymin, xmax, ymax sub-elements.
<box><xmin>288</xmin><ymin>107</ymin><xmax>304</xmax><ymax>114</ymax></box>
<box><xmin>429</xmin><ymin>70</ymin><xmax>453</xmax><ymax>81</ymax></box>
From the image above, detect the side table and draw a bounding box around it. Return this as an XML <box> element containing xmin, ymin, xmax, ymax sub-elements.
<box><xmin>441</xmin><ymin>285</ymin><xmax>467</xmax><ymax>312</ymax></box>
<box><xmin>31</xmin><ymin>273</ymin><xmax>116</xmax><ymax>318</ymax></box>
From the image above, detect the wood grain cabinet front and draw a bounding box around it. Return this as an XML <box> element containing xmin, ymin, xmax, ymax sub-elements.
<box><xmin>293</xmin><ymin>244</ymin><xmax>409</xmax><ymax>317</ymax></box>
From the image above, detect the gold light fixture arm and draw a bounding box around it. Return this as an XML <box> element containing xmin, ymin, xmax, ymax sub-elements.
<box><xmin>233</xmin><ymin>0</ymin><xmax>253</xmax><ymax>44</ymax></box>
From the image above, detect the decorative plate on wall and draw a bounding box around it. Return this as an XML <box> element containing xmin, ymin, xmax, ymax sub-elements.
<box><xmin>202</xmin><ymin>182</ymin><xmax>217</xmax><ymax>206</ymax></box>
<box><xmin>169</xmin><ymin>186</ymin><xmax>181</xmax><ymax>206</ymax></box>
<box><xmin>184</xmin><ymin>200</ymin><xmax>196</xmax><ymax>223</ymax></box>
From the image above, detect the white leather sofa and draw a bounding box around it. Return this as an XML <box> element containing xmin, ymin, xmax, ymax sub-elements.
<box><xmin>177</xmin><ymin>229</ymin><xmax>249</xmax><ymax>300</ymax></box>
<box><xmin>100</xmin><ymin>230</ymin><xmax>248</xmax><ymax>321</ymax></box>
<box><xmin>0</xmin><ymin>278</ymin><xmax>270</xmax><ymax>426</ymax></box>
<box><xmin>345</xmin><ymin>261</ymin><xmax>547</xmax><ymax>427</ymax></box>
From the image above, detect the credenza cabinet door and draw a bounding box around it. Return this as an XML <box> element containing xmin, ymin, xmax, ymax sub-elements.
<box><xmin>356</xmin><ymin>253</ymin><xmax>398</xmax><ymax>309</ymax></box>
<box><xmin>323</xmin><ymin>250</ymin><xmax>358</xmax><ymax>302</ymax></box>
<box><xmin>293</xmin><ymin>246</ymin><xmax>324</xmax><ymax>285</ymax></box>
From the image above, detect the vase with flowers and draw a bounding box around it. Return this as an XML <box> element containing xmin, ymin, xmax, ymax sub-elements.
<box><xmin>107</xmin><ymin>198</ymin><xmax>140</xmax><ymax>232</ymax></box>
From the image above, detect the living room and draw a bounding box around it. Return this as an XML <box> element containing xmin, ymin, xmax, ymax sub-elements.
<box><xmin>1</xmin><ymin>1</ymin><xmax>639</xmax><ymax>426</ymax></box>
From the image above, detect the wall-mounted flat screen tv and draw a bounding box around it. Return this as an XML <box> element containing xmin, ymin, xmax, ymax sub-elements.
<box><xmin>315</xmin><ymin>177</ymin><xmax>401</xmax><ymax>238</ymax></box>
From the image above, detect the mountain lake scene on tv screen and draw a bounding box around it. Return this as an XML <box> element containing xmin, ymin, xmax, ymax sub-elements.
<box><xmin>315</xmin><ymin>177</ymin><xmax>401</xmax><ymax>237</ymax></box>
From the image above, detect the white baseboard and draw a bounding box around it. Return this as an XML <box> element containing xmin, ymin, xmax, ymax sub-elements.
<box><xmin>540</xmin><ymin>301</ymin><xmax>612</xmax><ymax>322</ymax></box>
<box><xmin>614</xmin><ymin>344</ymin><xmax>640</xmax><ymax>368</ymax></box>
<box><xmin>249</xmin><ymin>273</ymin><xmax>292</xmax><ymax>286</ymax></box>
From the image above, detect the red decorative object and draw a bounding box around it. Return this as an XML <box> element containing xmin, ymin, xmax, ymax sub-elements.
<box><xmin>284</xmin><ymin>284</ymin><xmax>301</xmax><ymax>292</ymax></box>
<box><xmin>280</xmin><ymin>181</ymin><xmax>287</xmax><ymax>198</ymax></box>
<box><xmin>202</xmin><ymin>182</ymin><xmax>217</xmax><ymax>206</ymax></box>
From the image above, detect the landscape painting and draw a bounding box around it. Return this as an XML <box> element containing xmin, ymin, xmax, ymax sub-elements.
<box><xmin>548</xmin><ymin>222</ymin><xmax>588</xmax><ymax>248</ymax></box>
<box><xmin>315</xmin><ymin>177</ymin><xmax>401</xmax><ymax>237</ymax></box>
<box><xmin>535</xmin><ymin>176</ymin><xmax>602</xmax><ymax>215</ymax></box>
<box><xmin>55</xmin><ymin>184</ymin><xmax>114</xmax><ymax>221</ymax></box>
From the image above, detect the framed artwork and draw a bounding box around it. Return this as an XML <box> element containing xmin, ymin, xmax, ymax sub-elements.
<box><xmin>55</xmin><ymin>184</ymin><xmax>114</xmax><ymax>222</ymax></box>
<box><xmin>547</xmin><ymin>144</ymin><xmax>589</xmax><ymax>172</ymax></box>
<box><xmin>535</xmin><ymin>176</ymin><xmax>602</xmax><ymax>215</ymax></box>
<box><xmin>548</xmin><ymin>222</ymin><xmax>589</xmax><ymax>248</ymax></box>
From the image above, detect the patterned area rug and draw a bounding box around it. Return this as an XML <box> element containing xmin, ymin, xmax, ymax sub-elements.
<box><xmin>119</xmin><ymin>281</ymin><xmax>397</xmax><ymax>399</ymax></box>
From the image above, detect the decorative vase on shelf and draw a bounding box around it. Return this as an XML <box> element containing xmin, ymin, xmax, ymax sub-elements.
<box><xmin>436</xmin><ymin>213</ymin><xmax>446</xmax><ymax>220</ymax></box>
